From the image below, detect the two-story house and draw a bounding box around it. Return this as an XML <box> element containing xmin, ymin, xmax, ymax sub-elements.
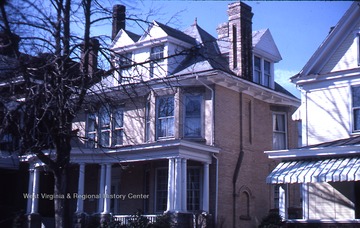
<box><xmin>21</xmin><ymin>2</ymin><xmax>300</xmax><ymax>227</ymax></box>
<box><xmin>266</xmin><ymin>2</ymin><xmax>360</xmax><ymax>227</ymax></box>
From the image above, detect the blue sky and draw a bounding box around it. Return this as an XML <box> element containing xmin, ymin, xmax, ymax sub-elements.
<box><xmin>113</xmin><ymin>1</ymin><xmax>353</xmax><ymax>97</ymax></box>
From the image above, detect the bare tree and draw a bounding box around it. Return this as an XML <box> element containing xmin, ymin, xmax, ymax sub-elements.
<box><xmin>0</xmin><ymin>0</ymin><xmax>114</xmax><ymax>226</ymax></box>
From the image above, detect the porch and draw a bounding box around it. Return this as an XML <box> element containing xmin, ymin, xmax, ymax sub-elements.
<box><xmin>21</xmin><ymin>139</ymin><xmax>219</xmax><ymax>227</ymax></box>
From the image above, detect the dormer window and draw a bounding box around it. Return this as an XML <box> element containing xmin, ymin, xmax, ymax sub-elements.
<box><xmin>253</xmin><ymin>55</ymin><xmax>273</xmax><ymax>88</ymax></box>
<box><xmin>118</xmin><ymin>52</ymin><xmax>132</xmax><ymax>83</ymax></box>
<box><xmin>150</xmin><ymin>45</ymin><xmax>164</xmax><ymax>78</ymax></box>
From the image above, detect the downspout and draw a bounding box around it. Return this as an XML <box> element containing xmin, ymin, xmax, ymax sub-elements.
<box><xmin>232</xmin><ymin>92</ymin><xmax>244</xmax><ymax>228</ymax></box>
<box><xmin>196</xmin><ymin>75</ymin><xmax>218</xmax><ymax>222</ymax></box>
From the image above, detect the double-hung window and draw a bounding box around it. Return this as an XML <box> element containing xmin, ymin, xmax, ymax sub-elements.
<box><xmin>352</xmin><ymin>86</ymin><xmax>360</xmax><ymax>132</ymax></box>
<box><xmin>273</xmin><ymin>113</ymin><xmax>287</xmax><ymax>150</ymax></box>
<box><xmin>150</xmin><ymin>45</ymin><xmax>164</xmax><ymax>78</ymax></box>
<box><xmin>157</xmin><ymin>96</ymin><xmax>174</xmax><ymax>139</ymax></box>
<box><xmin>184</xmin><ymin>95</ymin><xmax>202</xmax><ymax>138</ymax></box>
<box><xmin>253</xmin><ymin>56</ymin><xmax>272</xmax><ymax>88</ymax></box>
<box><xmin>86</xmin><ymin>106</ymin><xmax>124</xmax><ymax>148</ymax></box>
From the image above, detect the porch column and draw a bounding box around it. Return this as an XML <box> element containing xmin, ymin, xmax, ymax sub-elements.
<box><xmin>166</xmin><ymin>158</ymin><xmax>175</xmax><ymax>211</ymax></box>
<box><xmin>103</xmin><ymin>164</ymin><xmax>112</xmax><ymax>214</ymax></box>
<box><xmin>174</xmin><ymin>157</ymin><xmax>182</xmax><ymax>211</ymax></box>
<box><xmin>76</xmin><ymin>163</ymin><xmax>86</xmax><ymax>213</ymax></box>
<box><xmin>203</xmin><ymin>162</ymin><xmax>209</xmax><ymax>212</ymax></box>
<box><xmin>26</xmin><ymin>166</ymin><xmax>34</xmax><ymax>214</ymax></box>
<box><xmin>279</xmin><ymin>184</ymin><xmax>288</xmax><ymax>220</ymax></box>
<box><xmin>181</xmin><ymin>158</ymin><xmax>187</xmax><ymax>212</ymax></box>
<box><xmin>98</xmin><ymin>164</ymin><xmax>106</xmax><ymax>213</ymax></box>
<box><xmin>31</xmin><ymin>166</ymin><xmax>40</xmax><ymax>214</ymax></box>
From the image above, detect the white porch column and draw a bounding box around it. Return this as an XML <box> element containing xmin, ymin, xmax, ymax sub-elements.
<box><xmin>103</xmin><ymin>164</ymin><xmax>112</xmax><ymax>214</ymax></box>
<box><xmin>166</xmin><ymin>158</ymin><xmax>175</xmax><ymax>212</ymax></box>
<box><xmin>76</xmin><ymin>163</ymin><xmax>86</xmax><ymax>213</ymax></box>
<box><xmin>279</xmin><ymin>184</ymin><xmax>288</xmax><ymax>220</ymax></box>
<box><xmin>26</xmin><ymin>166</ymin><xmax>35</xmax><ymax>214</ymax></box>
<box><xmin>98</xmin><ymin>164</ymin><xmax>106</xmax><ymax>213</ymax></box>
<box><xmin>302</xmin><ymin>183</ymin><xmax>309</xmax><ymax>219</ymax></box>
<box><xmin>202</xmin><ymin>163</ymin><xmax>209</xmax><ymax>212</ymax></box>
<box><xmin>31</xmin><ymin>167</ymin><xmax>40</xmax><ymax>214</ymax></box>
<box><xmin>174</xmin><ymin>157</ymin><xmax>182</xmax><ymax>211</ymax></box>
<box><xmin>181</xmin><ymin>158</ymin><xmax>187</xmax><ymax>212</ymax></box>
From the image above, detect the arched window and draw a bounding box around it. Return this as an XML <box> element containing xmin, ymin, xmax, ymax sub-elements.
<box><xmin>239</xmin><ymin>188</ymin><xmax>251</xmax><ymax>220</ymax></box>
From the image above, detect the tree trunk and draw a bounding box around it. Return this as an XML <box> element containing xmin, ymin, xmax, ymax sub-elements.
<box><xmin>53</xmin><ymin>165</ymin><xmax>70</xmax><ymax>228</ymax></box>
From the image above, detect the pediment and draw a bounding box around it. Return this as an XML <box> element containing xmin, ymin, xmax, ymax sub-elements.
<box><xmin>253</xmin><ymin>29</ymin><xmax>282</xmax><ymax>62</ymax></box>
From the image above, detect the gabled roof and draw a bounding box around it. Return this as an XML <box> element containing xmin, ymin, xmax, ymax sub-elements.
<box><xmin>252</xmin><ymin>29</ymin><xmax>282</xmax><ymax>62</ymax></box>
<box><xmin>137</xmin><ymin>21</ymin><xmax>196</xmax><ymax>46</ymax></box>
<box><xmin>291</xmin><ymin>2</ymin><xmax>360</xmax><ymax>83</ymax></box>
<box><xmin>110</xmin><ymin>29</ymin><xmax>140</xmax><ymax>49</ymax></box>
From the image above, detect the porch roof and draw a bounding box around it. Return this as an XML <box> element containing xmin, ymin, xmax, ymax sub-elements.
<box><xmin>266</xmin><ymin>156</ymin><xmax>360</xmax><ymax>184</ymax></box>
<box><xmin>21</xmin><ymin>139</ymin><xmax>219</xmax><ymax>165</ymax></box>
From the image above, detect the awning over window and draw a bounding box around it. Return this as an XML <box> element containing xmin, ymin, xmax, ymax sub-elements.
<box><xmin>266</xmin><ymin>157</ymin><xmax>360</xmax><ymax>184</ymax></box>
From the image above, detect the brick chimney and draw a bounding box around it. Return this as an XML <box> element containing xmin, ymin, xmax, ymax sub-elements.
<box><xmin>112</xmin><ymin>5</ymin><xmax>126</xmax><ymax>40</ymax></box>
<box><xmin>217</xmin><ymin>2</ymin><xmax>253</xmax><ymax>80</ymax></box>
<box><xmin>0</xmin><ymin>32</ymin><xmax>20</xmax><ymax>57</ymax></box>
<box><xmin>81</xmin><ymin>38</ymin><xmax>100</xmax><ymax>75</ymax></box>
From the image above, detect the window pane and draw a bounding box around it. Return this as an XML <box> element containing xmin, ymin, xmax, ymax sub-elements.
<box><xmin>254</xmin><ymin>56</ymin><xmax>261</xmax><ymax>70</ymax></box>
<box><xmin>273</xmin><ymin>113</ymin><xmax>286</xmax><ymax>150</ymax></box>
<box><xmin>113</xmin><ymin>109</ymin><xmax>124</xmax><ymax>128</ymax></box>
<box><xmin>354</xmin><ymin>109</ymin><xmax>360</xmax><ymax>131</ymax></box>
<box><xmin>113</xmin><ymin>129</ymin><xmax>123</xmax><ymax>146</ymax></box>
<box><xmin>353</xmin><ymin>86</ymin><xmax>360</xmax><ymax>107</ymax></box>
<box><xmin>87</xmin><ymin>113</ymin><xmax>97</xmax><ymax>132</ymax></box>
<box><xmin>151</xmin><ymin>45</ymin><xmax>164</xmax><ymax>61</ymax></box>
<box><xmin>158</xmin><ymin>97</ymin><xmax>174</xmax><ymax>117</ymax></box>
<box><xmin>185</xmin><ymin>96</ymin><xmax>202</xmax><ymax>137</ymax></box>
<box><xmin>99</xmin><ymin>106</ymin><xmax>110</xmax><ymax>129</ymax></box>
<box><xmin>157</xmin><ymin>96</ymin><xmax>174</xmax><ymax>138</ymax></box>
<box><xmin>100</xmin><ymin>131</ymin><xmax>110</xmax><ymax>147</ymax></box>
<box><xmin>264</xmin><ymin>60</ymin><xmax>270</xmax><ymax>74</ymax></box>
<box><xmin>156</xmin><ymin>169</ymin><xmax>168</xmax><ymax>212</ymax></box>
<box><xmin>187</xmin><ymin>168</ymin><xmax>201</xmax><ymax>211</ymax></box>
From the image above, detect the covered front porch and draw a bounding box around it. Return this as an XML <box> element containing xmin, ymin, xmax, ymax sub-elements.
<box><xmin>22</xmin><ymin>139</ymin><xmax>219</xmax><ymax>227</ymax></box>
<box><xmin>266</xmin><ymin>144</ymin><xmax>360</xmax><ymax>227</ymax></box>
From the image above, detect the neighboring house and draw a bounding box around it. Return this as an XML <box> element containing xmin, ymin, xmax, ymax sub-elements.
<box><xmin>20</xmin><ymin>2</ymin><xmax>299</xmax><ymax>228</ymax></box>
<box><xmin>0</xmin><ymin>32</ymin><xmax>29</xmax><ymax>228</ymax></box>
<box><xmin>266</xmin><ymin>2</ymin><xmax>360</xmax><ymax>227</ymax></box>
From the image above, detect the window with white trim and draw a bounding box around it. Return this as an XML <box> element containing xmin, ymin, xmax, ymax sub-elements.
<box><xmin>352</xmin><ymin>86</ymin><xmax>360</xmax><ymax>132</ymax></box>
<box><xmin>184</xmin><ymin>95</ymin><xmax>202</xmax><ymax>138</ymax></box>
<box><xmin>156</xmin><ymin>96</ymin><xmax>174</xmax><ymax>139</ymax></box>
<box><xmin>86</xmin><ymin>106</ymin><xmax>124</xmax><ymax>148</ymax></box>
<box><xmin>253</xmin><ymin>55</ymin><xmax>273</xmax><ymax>88</ymax></box>
<box><xmin>150</xmin><ymin>45</ymin><xmax>164</xmax><ymax>78</ymax></box>
<box><xmin>273</xmin><ymin>113</ymin><xmax>287</xmax><ymax>150</ymax></box>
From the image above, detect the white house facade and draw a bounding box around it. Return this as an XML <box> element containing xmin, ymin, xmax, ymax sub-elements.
<box><xmin>266</xmin><ymin>2</ymin><xmax>360</xmax><ymax>227</ymax></box>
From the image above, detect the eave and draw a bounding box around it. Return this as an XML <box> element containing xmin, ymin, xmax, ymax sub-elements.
<box><xmin>265</xmin><ymin>144</ymin><xmax>360</xmax><ymax>160</ymax></box>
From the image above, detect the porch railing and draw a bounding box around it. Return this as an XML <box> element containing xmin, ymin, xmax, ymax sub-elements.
<box><xmin>113</xmin><ymin>214</ymin><xmax>158</xmax><ymax>225</ymax></box>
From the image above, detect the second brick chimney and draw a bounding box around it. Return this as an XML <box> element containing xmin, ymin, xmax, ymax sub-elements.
<box><xmin>112</xmin><ymin>5</ymin><xmax>126</xmax><ymax>40</ymax></box>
